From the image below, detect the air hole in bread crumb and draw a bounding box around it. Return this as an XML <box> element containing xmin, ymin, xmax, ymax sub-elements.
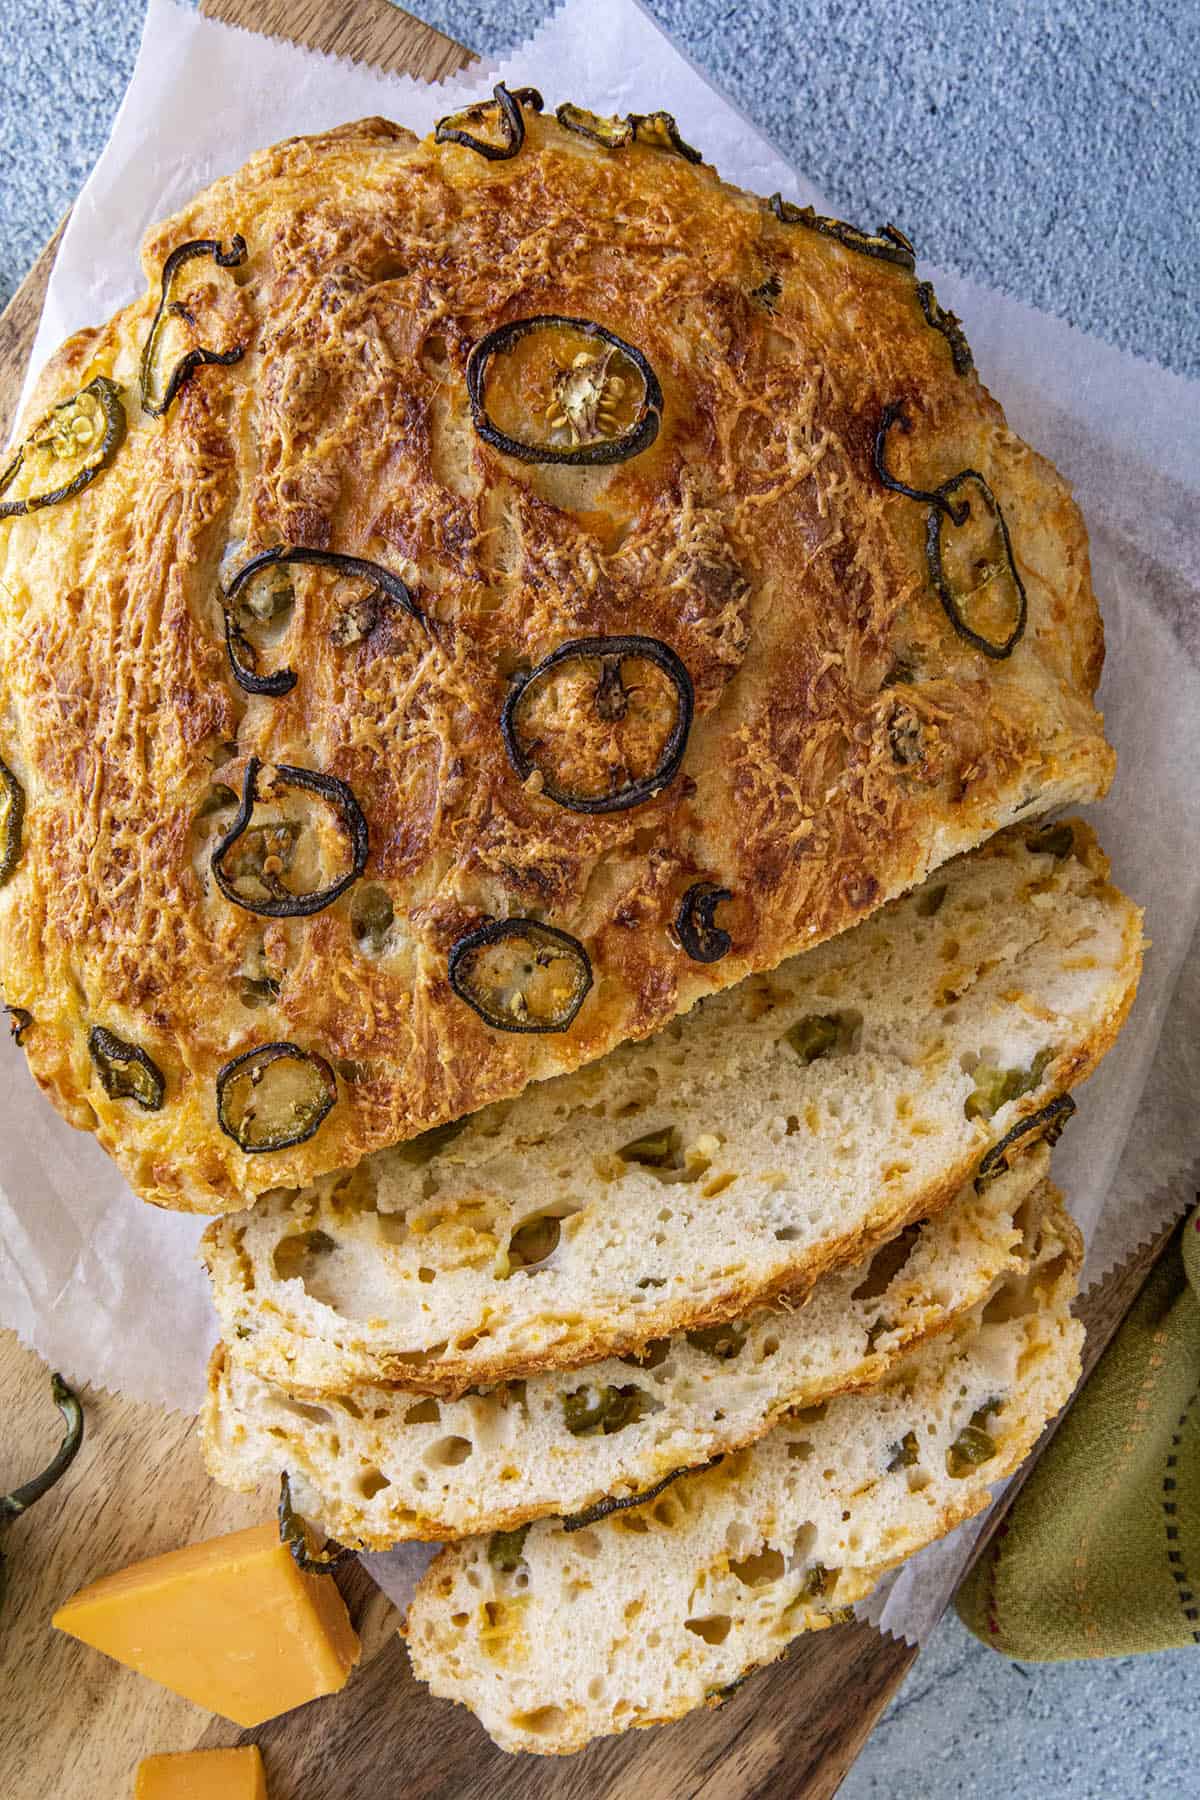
<box><xmin>510</xmin><ymin>1706</ymin><xmax>567</xmax><ymax>1736</ymax></box>
<box><xmin>358</xmin><ymin>1467</ymin><xmax>390</xmax><ymax>1498</ymax></box>
<box><xmin>685</xmin><ymin>1614</ymin><xmax>731</xmax><ymax>1644</ymax></box>
<box><xmin>730</xmin><ymin>1547</ymin><xmax>785</xmax><ymax>1587</ymax></box>
<box><xmin>404</xmin><ymin>1397</ymin><xmax>440</xmax><ymax>1425</ymax></box>
<box><xmin>425</xmin><ymin>1435</ymin><xmax>473</xmax><ymax>1468</ymax></box>
<box><xmin>851</xmin><ymin>1225</ymin><xmax>921</xmax><ymax>1301</ymax></box>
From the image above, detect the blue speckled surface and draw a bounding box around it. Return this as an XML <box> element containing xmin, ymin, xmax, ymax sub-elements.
<box><xmin>2</xmin><ymin>3</ymin><xmax>1196</xmax><ymax>1792</ymax></box>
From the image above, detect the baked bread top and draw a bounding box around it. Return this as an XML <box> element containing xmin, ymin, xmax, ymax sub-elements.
<box><xmin>0</xmin><ymin>94</ymin><xmax>1113</xmax><ymax>1211</ymax></box>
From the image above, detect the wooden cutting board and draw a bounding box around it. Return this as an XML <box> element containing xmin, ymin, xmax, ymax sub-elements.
<box><xmin>0</xmin><ymin>4</ymin><xmax>1175</xmax><ymax>1796</ymax></box>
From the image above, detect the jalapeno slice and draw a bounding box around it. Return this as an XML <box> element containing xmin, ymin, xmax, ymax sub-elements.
<box><xmin>1</xmin><ymin>1373</ymin><xmax>83</xmax><ymax>1615</ymax></box>
<box><xmin>139</xmin><ymin>235</ymin><xmax>248</xmax><ymax>419</ymax></box>
<box><xmin>278</xmin><ymin>1471</ymin><xmax>354</xmax><ymax>1572</ymax></box>
<box><xmin>916</xmin><ymin>281</ymin><xmax>974</xmax><ymax>376</ymax></box>
<box><xmin>0</xmin><ymin>377</ymin><xmax>126</xmax><ymax>520</ymax></box>
<box><xmin>675</xmin><ymin>882</ymin><xmax>733</xmax><ymax>963</ymax></box>
<box><xmin>212</xmin><ymin>757</ymin><xmax>369</xmax><ymax>918</ymax></box>
<box><xmin>628</xmin><ymin>110</ymin><xmax>702</xmax><ymax>163</ymax></box>
<box><xmin>434</xmin><ymin>83</ymin><xmax>542</xmax><ymax>161</ymax></box>
<box><xmin>561</xmin><ymin>1457</ymin><xmax>720</xmax><ymax>1532</ymax></box>
<box><xmin>769</xmin><ymin>194</ymin><xmax>916</xmax><ymax>270</ymax></box>
<box><xmin>449</xmin><ymin>917</ymin><xmax>592</xmax><ymax>1034</ymax></box>
<box><xmin>466</xmin><ymin>316</ymin><xmax>663</xmax><ymax>466</ymax></box>
<box><xmin>874</xmin><ymin>403</ymin><xmax>967</xmax><ymax>522</ymax></box>
<box><xmin>218</xmin><ymin>1042</ymin><xmax>336</xmax><ymax>1153</ymax></box>
<box><xmin>926</xmin><ymin>471</ymin><xmax>1028</xmax><ymax>659</ymax></box>
<box><xmin>975</xmin><ymin>1094</ymin><xmax>1076</xmax><ymax>1190</ymax></box>
<box><xmin>502</xmin><ymin>634</ymin><xmax>693</xmax><ymax>814</ymax></box>
<box><xmin>5</xmin><ymin>1005</ymin><xmax>32</xmax><ymax>1045</ymax></box>
<box><xmin>0</xmin><ymin>758</ymin><xmax>25</xmax><ymax>886</ymax></box>
<box><xmin>221</xmin><ymin>547</ymin><xmax>420</xmax><ymax>698</ymax></box>
<box><xmin>88</xmin><ymin>1026</ymin><xmax>166</xmax><ymax>1111</ymax></box>
<box><xmin>555</xmin><ymin>103</ymin><xmax>634</xmax><ymax>148</ymax></box>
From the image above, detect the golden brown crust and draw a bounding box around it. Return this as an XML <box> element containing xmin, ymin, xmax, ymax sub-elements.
<box><xmin>0</xmin><ymin>109</ymin><xmax>1113</xmax><ymax>1212</ymax></box>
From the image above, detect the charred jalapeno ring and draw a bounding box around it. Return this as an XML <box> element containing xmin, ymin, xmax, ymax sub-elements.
<box><xmin>88</xmin><ymin>1026</ymin><xmax>166</xmax><ymax>1112</ymax></box>
<box><xmin>0</xmin><ymin>377</ymin><xmax>126</xmax><ymax>520</ymax></box>
<box><xmin>435</xmin><ymin>83</ymin><xmax>543</xmax><ymax>161</ymax></box>
<box><xmin>627</xmin><ymin>111</ymin><xmax>702</xmax><ymax>163</ymax></box>
<box><xmin>5</xmin><ymin>1005</ymin><xmax>32</xmax><ymax>1045</ymax></box>
<box><xmin>873</xmin><ymin>403</ymin><xmax>968</xmax><ymax>522</ymax></box>
<box><xmin>926</xmin><ymin>470</ymin><xmax>1028</xmax><ymax>659</ymax></box>
<box><xmin>211</xmin><ymin>756</ymin><xmax>369</xmax><ymax>918</ymax></box>
<box><xmin>0</xmin><ymin>757</ymin><xmax>25</xmax><ymax>886</ymax></box>
<box><xmin>769</xmin><ymin>195</ymin><xmax>916</xmax><ymax>270</ymax></box>
<box><xmin>501</xmin><ymin>634</ymin><xmax>694</xmax><ymax>814</ymax></box>
<box><xmin>975</xmin><ymin>1093</ymin><xmax>1076</xmax><ymax>1190</ymax></box>
<box><xmin>139</xmin><ymin>235</ymin><xmax>248</xmax><ymax>419</ymax></box>
<box><xmin>217</xmin><ymin>1042</ymin><xmax>337</xmax><ymax>1153</ymax></box>
<box><xmin>278</xmin><ymin>1471</ymin><xmax>354</xmax><ymax>1572</ymax></box>
<box><xmin>221</xmin><ymin>546</ymin><xmax>422</xmax><ymax>698</ymax></box>
<box><xmin>561</xmin><ymin>1457</ymin><xmax>720</xmax><ymax>1532</ymax></box>
<box><xmin>448</xmin><ymin>917</ymin><xmax>593</xmax><ymax>1035</ymax></box>
<box><xmin>555</xmin><ymin>103</ymin><xmax>634</xmax><ymax>148</ymax></box>
<box><xmin>466</xmin><ymin>316</ymin><xmax>663</xmax><ymax>466</ymax></box>
<box><xmin>916</xmin><ymin>281</ymin><xmax>974</xmax><ymax>377</ymax></box>
<box><xmin>674</xmin><ymin>882</ymin><xmax>733</xmax><ymax>963</ymax></box>
<box><xmin>1</xmin><ymin>1373</ymin><xmax>84</xmax><ymax>1617</ymax></box>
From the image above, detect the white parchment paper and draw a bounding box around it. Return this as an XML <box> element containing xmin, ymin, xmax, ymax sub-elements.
<box><xmin>3</xmin><ymin>0</ymin><xmax>1199</xmax><ymax>1645</ymax></box>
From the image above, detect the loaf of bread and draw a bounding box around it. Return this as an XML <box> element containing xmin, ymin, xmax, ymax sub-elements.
<box><xmin>405</xmin><ymin>1182</ymin><xmax>1082</xmax><ymax>1753</ymax></box>
<box><xmin>203</xmin><ymin>1150</ymin><xmax>1050</xmax><ymax>1544</ymax></box>
<box><xmin>203</xmin><ymin>821</ymin><xmax>1139</xmax><ymax>1395</ymax></box>
<box><xmin>0</xmin><ymin>100</ymin><xmax>1114</xmax><ymax>1213</ymax></box>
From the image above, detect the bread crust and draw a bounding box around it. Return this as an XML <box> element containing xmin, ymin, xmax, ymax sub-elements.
<box><xmin>0</xmin><ymin>109</ymin><xmax>1113</xmax><ymax>1212</ymax></box>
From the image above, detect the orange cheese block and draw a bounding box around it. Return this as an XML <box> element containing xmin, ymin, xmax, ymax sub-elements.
<box><xmin>134</xmin><ymin>1745</ymin><xmax>268</xmax><ymax>1798</ymax></box>
<box><xmin>53</xmin><ymin>1522</ymin><xmax>359</xmax><ymax>1727</ymax></box>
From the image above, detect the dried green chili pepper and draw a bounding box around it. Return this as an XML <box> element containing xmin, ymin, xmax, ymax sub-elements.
<box><xmin>555</xmin><ymin>103</ymin><xmax>634</xmax><ymax>148</ymax></box>
<box><xmin>916</xmin><ymin>280</ymin><xmax>974</xmax><ymax>376</ymax></box>
<box><xmin>946</xmin><ymin>1398</ymin><xmax>1002</xmax><ymax>1477</ymax></box>
<box><xmin>211</xmin><ymin>756</ymin><xmax>369</xmax><ymax>918</ymax></box>
<box><xmin>618</xmin><ymin>1126</ymin><xmax>680</xmax><ymax>1168</ymax></box>
<box><xmin>448</xmin><ymin>917</ymin><xmax>592</xmax><ymax>1035</ymax></box>
<box><xmin>1026</xmin><ymin>820</ymin><xmax>1075</xmax><ymax>859</ymax></box>
<box><xmin>674</xmin><ymin>882</ymin><xmax>733</xmax><ymax>963</ymax></box>
<box><xmin>487</xmin><ymin>1524</ymin><xmax>531</xmax><ymax>1571</ymax></box>
<box><xmin>875</xmin><ymin>405</ymin><xmax>1028</xmax><ymax>660</ymax></box>
<box><xmin>627</xmin><ymin>111</ymin><xmax>702</xmax><ymax>163</ymax></box>
<box><xmin>466</xmin><ymin>315</ymin><xmax>663</xmax><ymax>465</ymax></box>
<box><xmin>278</xmin><ymin>1472</ymin><xmax>354</xmax><ymax>1574</ymax></box>
<box><xmin>435</xmin><ymin>83</ymin><xmax>543</xmax><ymax>161</ymax></box>
<box><xmin>926</xmin><ymin>470</ymin><xmax>1028</xmax><ymax>660</ymax></box>
<box><xmin>0</xmin><ymin>377</ymin><xmax>125</xmax><ymax>520</ymax></box>
<box><xmin>783</xmin><ymin>1013</ymin><xmax>844</xmax><ymax>1063</ymax></box>
<box><xmin>873</xmin><ymin>403</ymin><xmax>967</xmax><ymax>521</ymax></box>
<box><xmin>768</xmin><ymin>194</ymin><xmax>916</xmax><ymax>270</ymax></box>
<box><xmin>1</xmin><ymin>1374</ymin><xmax>83</xmax><ymax>1616</ymax></box>
<box><xmin>217</xmin><ymin>1042</ymin><xmax>337</xmax><ymax>1153</ymax></box>
<box><xmin>0</xmin><ymin>757</ymin><xmax>25</xmax><ymax>886</ymax></box>
<box><xmin>88</xmin><ymin>1026</ymin><xmax>166</xmax><ymax>1111</ymax></box>
<box><xmin>561</xmin><ymin>1457</ymin><xmax>721</xmax><ymax>1532</ymax></box>
<box><xmin>501</xmin><ymin>634</ymin><xmax>693</xmax><ymax>814</ymax></box>
<box><xmin>221</xmin><ymin>546</ymin><xmax>421</xmax><ymax>698</ymax></box>
<box><xmin>140</xmin><ymin>236</ymin><xmax>248</xmax><ymax>418</ymax></box>
<box><xmin>975</xmin><ymin>1093</ymin><xmax>1076</xmax><ymax>1190</ymax></box>
<box><xmin>887</xmin><ymin>1430</ymin><xmax>921</xmax><ymax>1472</ymax></box>
<box><xmin>5</xmin><ymin>1005</ymin><xmax>32</xmax><ymax>1045</ymax></box>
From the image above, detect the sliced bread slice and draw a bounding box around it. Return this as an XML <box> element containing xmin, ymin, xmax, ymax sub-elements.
<box><xmin>404</xmin><ymin>1184</ymin><xmax>1082</xmax><ymax>1755</ymax></box>
<box><xmin>203</xmin><ymin>1151</ymin><xmax>1050</xmax><ymax>1544</ymax></box>
<box><xmin>204</xmin><ymin>820</ymin><xmax>1138</xmax><ymax>1397</ymax></box>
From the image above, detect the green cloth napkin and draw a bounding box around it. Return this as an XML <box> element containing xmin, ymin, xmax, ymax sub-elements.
<box><xmin>957</xmin><ymin>1204</ymin><xmax>1200</xmax><ymax>1659</ymax></box>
